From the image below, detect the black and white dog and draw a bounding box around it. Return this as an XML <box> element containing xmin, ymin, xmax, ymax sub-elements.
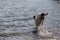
<box><xmin>32</xmin><ymin>12</ymin><xmax>52</xmax><ymax>36</ymax></box>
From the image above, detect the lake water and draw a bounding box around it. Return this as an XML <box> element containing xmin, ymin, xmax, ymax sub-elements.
<box><xmin>0</xmin><ymin>0</ymin><xmax>60</xmax><ymax>40</ymax></box>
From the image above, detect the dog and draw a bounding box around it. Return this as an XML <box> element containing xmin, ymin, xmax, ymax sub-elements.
<box><xmin>32</xmin><ymin>12</ymin><xmax>52</xmax><ymax>36</ymax></box>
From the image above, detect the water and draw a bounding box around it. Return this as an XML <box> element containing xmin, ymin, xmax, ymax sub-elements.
<box><xmin>0</xmin><ymin>0</ymin><xmax>60</xmax><ymax>40</ymax></box>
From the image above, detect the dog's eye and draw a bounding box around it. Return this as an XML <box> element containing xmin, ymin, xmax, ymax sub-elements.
<box><xmin>41</xmin><ymin>13</ymin><xmax>45</xmax><ymax>16</ymax></box>
<box><xmin>33</xmin><ymin>15</ymin><xmax>36</xmax><ymax>19</ymax></box>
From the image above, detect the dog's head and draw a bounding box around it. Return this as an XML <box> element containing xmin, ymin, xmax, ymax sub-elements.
<box><xmin>33</xmin><ymin>12</ymin><xmax>48</xmax><ymax>26</ymax></box>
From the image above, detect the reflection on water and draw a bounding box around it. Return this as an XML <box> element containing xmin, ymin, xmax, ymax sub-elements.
<box><xmin>53</xmin><ymin>0</ymin><xmax>60</xmax><ymax>1</ymax></box>
<box><xmin>0</xmin><ymin>0</ymin><xmax>60</xmax><ymax>40</ymax></box>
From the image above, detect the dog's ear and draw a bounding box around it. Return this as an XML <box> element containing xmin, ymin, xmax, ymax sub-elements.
<box><xmin>33</xmin><ymin>15</ymin><xmax>36</xmax><ymax>19</ymax></box>
<box><xmin>45</xmin><ymin>12</ymin><xmax>48</xmax><ymax>16</ymax></box>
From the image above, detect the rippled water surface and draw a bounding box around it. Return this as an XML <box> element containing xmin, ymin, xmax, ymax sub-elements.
<box><xmin>0</xmin><ymin>0</ymin><xmax>60</xmax><ymax>40</ymax></box>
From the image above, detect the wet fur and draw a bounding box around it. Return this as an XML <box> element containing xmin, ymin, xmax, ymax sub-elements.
<box><xmin>32</xmin><ymin>12</ymin><xmax>48</xmax><ymax>35</ymax></box>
